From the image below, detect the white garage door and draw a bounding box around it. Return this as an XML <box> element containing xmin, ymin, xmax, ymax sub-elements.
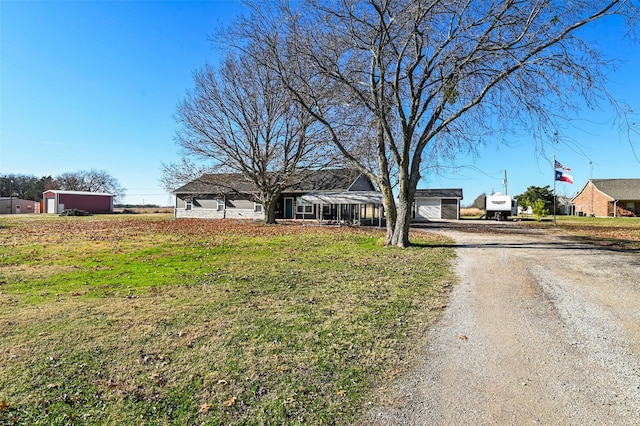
<box><xmin>416</xmin><ymin>198</ymin><xmax>440</xmax><ymax>220</ymax></box>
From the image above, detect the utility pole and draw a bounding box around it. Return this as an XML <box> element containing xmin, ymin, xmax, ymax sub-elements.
<box><xmin>9</xmin><ymin>179</ymin><xmax>13</xmax><ymax>214</ymax></box>
<box><xmin>553</xmin><ymin>133</ymin><xmax>558</xmax><ymax>226</ymax></box>
<box><xmin>503</xmin><ymin>170</ymin><xmax>508</xmax><ymax>195</ymax></box>
<box><xmin>553</xmin><ymin>155</ymin><xmax>557</xmax><ymax>226</ymax></box>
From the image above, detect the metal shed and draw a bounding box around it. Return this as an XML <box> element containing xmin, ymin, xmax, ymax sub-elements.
<box><xmin>413</xmin><ymin>188</ymin><xmax>463</xmax><ymax>221</ymax></box>
<box><xmin>43</xmin><ymin>190</ymin><xmax>113</xmax><ymax>214</ymax></box>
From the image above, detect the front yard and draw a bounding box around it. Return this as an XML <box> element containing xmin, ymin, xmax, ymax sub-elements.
<box><xmin>0</xmin><ymin>215</ymin><xmax>455</xmax><ymax>425</ymax></box>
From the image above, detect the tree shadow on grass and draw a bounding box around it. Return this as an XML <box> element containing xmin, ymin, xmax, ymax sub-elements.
<box><xmin>562</xmin><ymin>235</ymin><xmax>640</xmax><ymax>253</ymax></box>
<box><xmin>411</xmin><ymin>238</ymin><xmax>640</xmax><ymax>255</ymax></box>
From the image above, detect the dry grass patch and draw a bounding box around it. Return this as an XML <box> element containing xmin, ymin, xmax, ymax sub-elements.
<box><xmin>520</xmin><ymin>216</ymin><xmax>640</xmax><ymax>250</ymax></box>
<box><xmin>460</xmin><ymin>207</ymin><xmax>483</xmax><ymax>217</ymax></box>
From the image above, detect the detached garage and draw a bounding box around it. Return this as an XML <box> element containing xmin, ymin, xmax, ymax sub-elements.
<box><xmin>413</xmin><ymin>188</ymin><xmax>463</xmax><ymax>221</ymax></box>
<box><xmin>43</xmin><ymin>190</ymin><xmax>113</xmax><ymax>214</ymax></box>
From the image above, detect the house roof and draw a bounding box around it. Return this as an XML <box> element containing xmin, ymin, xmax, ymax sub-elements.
<box><xmin>0</xmin><ymin>197</ymin><xmax>34</xmax><ymax>202</ymax></box>
<box><xmin>414</xmin><ymin>188</ymin><xmax>463</xmax><ymax>199</ymax></box>
<box><xmin>297</xmin><ymin>191</ymin><xmax>383</xmax><ymax>205</ymax></box>
<box><xmin>44</xmin><ymin>190</ymin><xmax>113</xmax><ymax>197</ymax></box>
<box><xmin>286</xmin><ymin>169</ymin><xmax>370</xmax><ymax>192</ymax></box>
<box><xmin>576</xmin><ymin>179</ymin><xmax>640</xmax><ymax>201</ymax></box>
<box><xmin>172</xmin><ymin>169</ymin><xmax>371</xmax><ymax>195</ymax></box>
<box><xmin>172</xmin><ymin>174</ymin><xmax>255</xmax><ymax>194</ymax></box>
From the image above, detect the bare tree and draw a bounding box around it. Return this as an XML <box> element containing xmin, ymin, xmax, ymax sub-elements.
<box><xmin>24</xmin><ymin>176</ymin><xmax>56</xmax><ymax>201</ymax></box>
<box><xmin>236</xmin><ymin>0</ymin><xmax>637</xmax><ymax>246</ymax></box>
<box><xmin>56</xmin><ymin>169</ymin><xmax>126</xmax><ymax>201</ymax></box>
<box><xmin>1</xmin><ymin>174</ymin><xmax>38</xmax><ymax>199</ymax></box>
<box><xmin>166</xmin><ymin>51</ymin><xmax>332</xmax><ymax>224</ymax></box>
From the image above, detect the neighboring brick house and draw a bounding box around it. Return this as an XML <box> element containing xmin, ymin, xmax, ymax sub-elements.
<box><xmin>571</xmin><ymin>179</ymin><xmax>640</xmax><ymax>217</ymax></box>
<box><xmin>172</xmin><ymin>168</ymin><xmax>384</xmax><ymax>225</ymax></box>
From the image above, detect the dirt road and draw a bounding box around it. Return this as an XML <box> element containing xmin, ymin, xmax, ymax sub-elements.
<box><xmin>372</xmin><ymin>222</ymin><xmax>640</xmax><ymax>425</ymax></box>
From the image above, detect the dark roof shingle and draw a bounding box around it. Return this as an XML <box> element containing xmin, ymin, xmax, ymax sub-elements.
<box><xmin>172</xmin><ymin>173</ymin><xmax>254</xmax><ymax>194</ymax></box>
<box><xmin>414</xmin><ymin>188</ymin><xmax>463</xmax><ymax>199</ymax></box>
<box><xmin>591</xmin><ymin>179</ymin><xmax>640</xmax><ymax>200</ymax></box>
<box><xmin>172</xmin><ymin>169</ymin><xmax>368</xmax><ymax>195</ymax></box>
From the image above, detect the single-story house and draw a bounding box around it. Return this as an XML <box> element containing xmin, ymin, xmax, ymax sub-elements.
<box><xmin>0</xmin><ymin>197</ymin><xmax>39</xmax><ymax>215</ymax></box>
<box><xmin>172</xmin><ymin>168</ymin><xmax>385</xmax><ymax>225</ymax></box>
<box><xmin>412</xmin><ymin>188</ymin><xmax>464</xmax><ymax>221</ymax></box>
<box><xmin>43</xmin><ymin>190</ymin><xmax>114</xmax><ymax>214</ymax></box>
<box><xmin>571</xmin><ymin>178</ymin><xmax>640</xmax><ymax>217</ymax></box>
<box><xmin>555</xmin><ymin>196</ymin><xmax>574</xmax><ymax>215</ymax></box>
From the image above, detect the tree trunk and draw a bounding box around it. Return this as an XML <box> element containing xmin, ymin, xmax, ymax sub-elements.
<box><xmin>380</xmin><ymin>184</ymin><xmax>397</xmax><ymax>246</ymax></box>
<box><xmin>264</xmin><ymin>200</ymin><xmax>277</xmax><ymax>224</ymax></box>
<box><xmin>384</xmin><ymin>207</ymin><xmax>396</xmax><ymax>246</ymax></box>
<box><xmin>389</xmin><ymin>199</ymin><xmax>412</xmax><ymax>247</ymax></box>
<box><xmin>261</xmin><ymin>192</ymin><xmax>280</xmax><ymax>225</ymax></box>
<box><xmin>388</xmin><ymin>173</ymin><xmax>415</xmax><ymax>248</ymax></box>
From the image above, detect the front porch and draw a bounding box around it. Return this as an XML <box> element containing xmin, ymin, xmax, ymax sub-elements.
<box><xmin>288</xmin><ymin>191</ymin><xmax>385</xmax><ymax>227</ymax></box>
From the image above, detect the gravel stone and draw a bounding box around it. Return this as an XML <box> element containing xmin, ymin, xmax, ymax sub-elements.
<box><xmin>370</xmin><ymin>221</ymin><xmax>640</xmax><ymax>425</ymax></box>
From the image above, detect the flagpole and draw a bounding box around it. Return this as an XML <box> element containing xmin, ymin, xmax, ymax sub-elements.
<box><xmin>553</xmin><ymin>154</ymin><xmax>557</xmax><ymax>226</ymax></box>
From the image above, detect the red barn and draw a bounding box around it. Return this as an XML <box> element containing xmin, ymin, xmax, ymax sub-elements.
<box><xmin>43</xmin><ymin>190</ymin><xmax>113</xmax><ymax>214</ymax></box>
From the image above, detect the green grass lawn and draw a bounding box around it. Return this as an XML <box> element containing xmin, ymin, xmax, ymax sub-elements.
<box><xmin>0</xmin><ymin>215</ymin><xmax>455</xmax><ymax>425</ymax></box>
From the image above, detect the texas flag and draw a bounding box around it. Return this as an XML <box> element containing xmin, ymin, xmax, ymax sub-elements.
<box><xmin>555</xmin><ymin>170</ymin><xmax>573</xmax><ymax>184</ymax></box>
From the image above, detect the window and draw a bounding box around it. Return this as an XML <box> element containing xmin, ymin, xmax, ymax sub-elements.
<box><xmin>216</xmin><ymin>199</ymin><xmax>225</xmax><ymax>211</ymax></box>
<box><xmin>254</xmin><ymin>203</ymin><xmax>263</xmax><ymax>212</ymax></box>
<box><xmin>297</xmin><ymin>204</ymin><xmax>313</xmax><ymax>214</ymax></box>
<box><xmin>185</xmin><ymin>200</ymin><xmax>192</xmax><ymax>211</ymax></box>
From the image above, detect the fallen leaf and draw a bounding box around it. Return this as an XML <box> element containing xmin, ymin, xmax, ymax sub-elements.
<box><xmin>222</xmin><ymin>396</ymin><xmax>237</xmax><ymax>407</ymax></box>
<box><xmin>199</xmin><ymin>403</ymin><xmax>213</xmax><ymax>413</ymax></box>
<box><xmin>216</xmin><ymin>379</ymin><xmax>228</xmax><ymax>386</ymax></box>
<box><xmin>386</xmin><ymin>369</ymin><xmax>401</xmax><ymax>380</ymax></box>
<box><xmin>48</xmin><ymin>383</ymin><xmax>59</xmax><ymax>389</ymax></box>
<box><xmin>458</xmin><ymin>334</ymin><xmax>468</xmax><ymax>340</ymax></box>
<box><xmin>337</xmin><ymin>389</ymin><xmax>347</xmax><ymax>396</ymax></box>
<box><xmin>284</xmin><ymin>396</ymin><xmax>296</xmax><ymax>404</ymax></box>
<box><xmin>0</xmin><ymin>400</ymin><xmax>8</xmax><ymax>411</ymax></box>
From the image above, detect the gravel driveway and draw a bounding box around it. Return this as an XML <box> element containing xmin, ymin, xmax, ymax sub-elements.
<box><xmin>371</xmin><ymin>221</ymin><xmax>640</xmax><ymax>425</ymax></box>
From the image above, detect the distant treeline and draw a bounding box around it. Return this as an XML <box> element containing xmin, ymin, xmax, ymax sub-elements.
<box><xmin>114</xmin><ymin>204</ymin><xmax>166</xmax><ymax>209</ymax></box>
<box><xmin>1</xmin><ymin>170</ymin><xmax>125</xmax><ymax>202</ymax></box>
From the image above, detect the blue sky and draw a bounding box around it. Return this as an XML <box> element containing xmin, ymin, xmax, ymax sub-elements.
<box><xmin>1</xmin><ymin>1</ymin><xmax>639</xmax><ymax>206</ymax></box>
<box><xmin>1</xmin><ymin>0</ymin><xmax>241</xmax><ymax>205</ymax></box>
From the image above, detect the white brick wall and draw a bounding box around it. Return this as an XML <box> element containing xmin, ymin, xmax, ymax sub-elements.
<box><xmin>225</xmin><ymin>209</ymin><xmax>265</xmax><ymax>220</ymax></box>
<box><xmin>174</xmin><ymin>208</ymin><xmax>265</xmax><ymax>220</ymax></box>
<box><xmin>175</xmin><ymin>208</ymin><xmax>224</xmax><ymax>219</ymax></box>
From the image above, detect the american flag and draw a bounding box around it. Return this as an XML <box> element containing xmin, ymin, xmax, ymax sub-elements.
<box><xmin>554</xmin><ymin>160</ymin><xmax>571</xmax><ymax>172</ymax></box>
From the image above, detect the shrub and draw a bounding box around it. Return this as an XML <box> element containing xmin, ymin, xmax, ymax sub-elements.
<box><xmin>532</xmin><ymin>199</ymin><xmax>549</xmax><ymax>221</ymax></box>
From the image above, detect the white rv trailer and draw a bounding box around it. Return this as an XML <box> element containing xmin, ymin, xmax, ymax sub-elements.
<box><xmin>485</xmin><ymin>193</ymin><xmax>517</xmax><ymax>220</ymax></box>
